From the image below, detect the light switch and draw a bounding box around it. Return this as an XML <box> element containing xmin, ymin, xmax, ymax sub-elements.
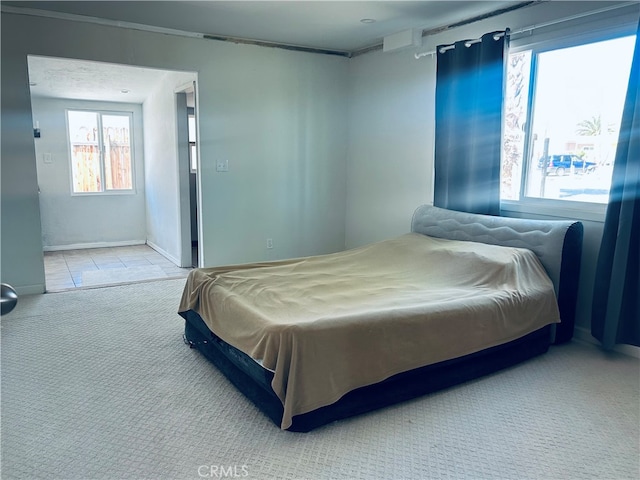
<box><xmin>43</xmin><ymin>153</ymin><xmax>52</xmax><ymax>164</ymax></box>
<box><xmin>216</xmin><ymin>159</ymin><xmax>229</xmax><ymax>172</ymax></box>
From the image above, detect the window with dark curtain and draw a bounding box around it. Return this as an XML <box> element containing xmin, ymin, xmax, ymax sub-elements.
<box><xmin>434</xmin><ymin>30</ymin><xmax>508</xmax><ymax>216</ymax></box>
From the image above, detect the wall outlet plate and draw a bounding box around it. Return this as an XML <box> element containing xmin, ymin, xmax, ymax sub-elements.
<box><xmin>216</xmin><ymin>159</ymin><xmax>229</xmax><ymax>172</ymax></box>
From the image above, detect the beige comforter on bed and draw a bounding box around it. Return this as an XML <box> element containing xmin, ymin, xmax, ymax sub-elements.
<box><xmin>178</xmin><ymin>233</ymin><xmax>560</xmax><ymax>429</ymax></box>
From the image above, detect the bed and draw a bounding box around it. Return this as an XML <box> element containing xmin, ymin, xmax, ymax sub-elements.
<box><xmin>178</xmin><ymin>205</ymin><xmax>583</xmax><ymax>432</ymax></box>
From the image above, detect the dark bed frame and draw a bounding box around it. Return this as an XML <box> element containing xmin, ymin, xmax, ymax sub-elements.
<box><xmin>180</xmin><ymin>206</ymin><xmax>584</xmax><ymax>432</ymax></box>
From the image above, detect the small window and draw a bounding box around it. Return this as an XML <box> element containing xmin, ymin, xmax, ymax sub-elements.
<box><xmin>188</xmin><ymin>110</ymin><xmax>197</xmax><ymax>173</ymax></box>
<box><xmin>67</xmin><ymin>110</ymin><xmax>134</xmax><ymax>194</ymax></box>
<box><xmin>501</xmin><ymin>35</ymin><xmax>635</xmax><ymax>207</ymax></box>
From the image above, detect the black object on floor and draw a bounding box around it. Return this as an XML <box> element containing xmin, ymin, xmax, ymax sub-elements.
<box><xmin>1</xmin><ymin>283</ymin><xmax>18</xmax><ymax>315</ymax></box>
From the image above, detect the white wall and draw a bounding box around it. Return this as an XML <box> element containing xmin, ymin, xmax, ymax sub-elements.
<box><xmin>142</xmin><ymin>71</ymin><xmax>197</xmax><ymax>266</ymax></box>
<box><xmin>31</xmin><ymin>97</ymin><xmax>146</xmax><ymax>249</ymax></box>
<box><xmin>196</xmin><ymin>49</ymin><xmax>349</xmax><ymax>264</ymax></box>
<box><xmin>1</xmin><ymin>48</ymin><xmax>45</xmax><ymax>293</ymax></box>
<box><xmin>345</xmin><ymin>47</ymin><xmax>434</xmax><ymax>248</ymax></box>
<box><xmin>1</xmin><ymin>11</ymin><xmax>349</xmax><ymax>293</ymax></box>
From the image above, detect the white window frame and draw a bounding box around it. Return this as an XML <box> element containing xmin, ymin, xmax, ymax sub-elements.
<box><xmin>500</xmin><ymin>7</ymin><xmax>638</xmax><ymax>222</ymax></box>
<box><xmin>66</xmin><ymin>109</ymin><xmax>136</xmax><ymax>196</ymax></box>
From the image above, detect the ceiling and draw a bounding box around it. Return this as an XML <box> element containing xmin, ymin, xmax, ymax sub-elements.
<box><xmin>27</xmin><ymin>56</ymin><xmax>178</xmax><ymax>103</ymax></box>
<box><xmin>6</xmin><ymin>1</ymin><xmax>523</xmax><ymax>53</ymax></box>
<box><xmin>8</xmin><ymin>1</ymin><xmax>525</xmax><ymax>103</ymax></box>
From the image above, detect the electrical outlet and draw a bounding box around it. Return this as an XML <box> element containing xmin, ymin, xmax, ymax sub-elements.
<box><xmin>266</xmin><ymin>238</ymin><xmax>273</xmax><ymax>249</ymax></box>
<box><xmin>216</xmin><ymin>159</ymin><xmax>229</xmax><ymax>172</ymax></box>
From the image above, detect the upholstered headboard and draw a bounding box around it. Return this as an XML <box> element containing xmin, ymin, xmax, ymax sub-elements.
<box><xmin>411</xmin><ymin>205</ymin><xmax>583</xmax><ymax>343</ymax></box>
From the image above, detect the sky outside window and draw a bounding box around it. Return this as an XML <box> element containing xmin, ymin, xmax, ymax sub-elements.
<box><xmin>524</xmin><ymin>35</ymin><xmax>635</xmax><ymax>203</ymax></box>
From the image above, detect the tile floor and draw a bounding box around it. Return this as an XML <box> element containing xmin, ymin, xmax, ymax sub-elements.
<box><xmin>44</xmin><ymin>244</ymin><xmax>193</xmax><ymax>292</ymax></box>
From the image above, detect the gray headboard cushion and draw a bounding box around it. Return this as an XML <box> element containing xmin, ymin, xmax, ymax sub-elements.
<box><xmin>411</xmin><ymin>205</ymin><xmax>584</xmax><ymax>343</ymax></box>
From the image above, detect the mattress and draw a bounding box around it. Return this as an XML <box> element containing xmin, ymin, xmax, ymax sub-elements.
<box><xmin>183</xmin><ymin>309</ymin><xmax>552</xmax><ymax>431</ymax></box>
<box><xmin>179</xmin><ymin>232</ymin><xmax>560</xmax><ymax>429</ymax></box>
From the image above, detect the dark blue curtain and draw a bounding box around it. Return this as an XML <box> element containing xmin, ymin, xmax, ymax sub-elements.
<box><xmin>591</xmin><ymin>23</ymin><xmax>640</xmax><ymax>350</ymax></box>
<box><xmin>434</xmin><ymin>31</ymin><xmax>508</xmax><ymax>216</ymax></box>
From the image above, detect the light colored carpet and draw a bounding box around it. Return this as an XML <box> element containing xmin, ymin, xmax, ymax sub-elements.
<box><xmin>1</xmin><ymin>278</ymin><xmax>638</xmax><ymax>480</ymax></box>
<box><xmin>81</xmin><ymin>265</ymin><xmax>167</xmax><ymax>287</ymax></box>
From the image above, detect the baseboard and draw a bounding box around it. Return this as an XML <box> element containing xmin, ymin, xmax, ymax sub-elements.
<box><xmin>146</xmin><ymin>240</ymin><xmax>180</xmax><ymax>266</ymax></box>
<box><xmin>43</xmin><ymin>240</ymin><xmax>146</xmax><ymax>252</ymax></box>
<box><xmin>13</xmin><ymin>283</ymin><xmax>46</xmax><ymax>296</ymax></box>
<box><xmin>573</xmin><ymin>326</ymin><xmax>640</xmax><ymax>359</ymax></box>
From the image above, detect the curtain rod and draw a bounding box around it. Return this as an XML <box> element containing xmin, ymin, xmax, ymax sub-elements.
<box><xmin>414</xmin><ymin>1</ymin><xmax>636</xmax><ymax>59</ymax></box>
<box><xmin>435</xmin><ymin>31</ymin><xmax>507</xmax><ymax>55</ymax></box>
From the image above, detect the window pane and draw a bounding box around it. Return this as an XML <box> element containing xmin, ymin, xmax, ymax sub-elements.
<box><xmin>188</xmin><ymin>115</ymin><xmax>196</xmax><ymax>143</ymax></box>
<box><xmin>524</xmin><ymin>36</ymin><xmax>635</xmax><ymax>204</ymax></box>
<box><xmin>68</xmin><ymin>111</ymin><xmax>101</xmax><ymax>192</ymax></box>
<box><xmin>102</xmin><ymin>114</ymin><xmax>133</xmax><ymax>190</ymax></box>
<box><xmin>190</xmin><ymin>144</ymin><xmax>197</xmax><ymax>172</ymax></box>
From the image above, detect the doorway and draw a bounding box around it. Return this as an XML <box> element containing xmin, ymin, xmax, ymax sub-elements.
<box><xmin>176</xmin><ymin>82</ymin><xmax>200</xmax><ymax>268</ymax></box>
<box><xmin>27</xmin><ymin>55</ymin><xmax>199</xmax><ymax>288</ymax></box>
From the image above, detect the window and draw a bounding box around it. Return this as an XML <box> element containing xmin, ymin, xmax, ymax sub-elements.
<box><xmin>188</xmin><ymin>108</ymin><xmax>197</xmax><ymax>173</ymax></box>
<box><xmin>501</xmin><ymin>34</ymin><xmax>635</xmax><ymax>210</ymax></box>
<box><xmin>67</xmin><ymin>110</ymin><xmax>134</xmax><ymax>193</ymax></box>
